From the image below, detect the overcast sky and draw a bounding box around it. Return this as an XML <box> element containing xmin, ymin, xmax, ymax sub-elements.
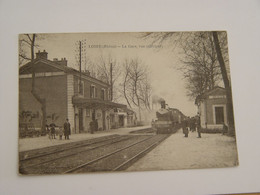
<box><xmin>27</xmin><ymin>32</ymin><xmax>198</xmax><ymax>116</ymax></box>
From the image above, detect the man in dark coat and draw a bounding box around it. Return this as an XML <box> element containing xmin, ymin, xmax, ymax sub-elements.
<box><xmin>89</xmin><ymin>120</ymin><xmax>94</xmax><ymax>134</ymax></box>
<box><xmin>50</xmin><ymin>122</ymin><xmax>56</xmax><ymax>139</ymax></box>
<box><xmin>64</xmin><ymin>119</ymin><xmax>71</xmax><ymax>140</ymax></box>
<box><xmin>46</xmin><ymin>121</ymin><xmax>51</xmax><ymax>139</ymax></box>
<box><xmin>95</xmin><ymin>119</ymin><xmax>98</xmax><ymax>131</ymax></box>
<box><xmin>182</xmin><ymin>120</ymin><xmax>188</xmax><ymax>137</ymax></box>
<box><xmin>196</xmin><ymin>117</ymin><xmax>201</xmax><ymax>138</ymax></box>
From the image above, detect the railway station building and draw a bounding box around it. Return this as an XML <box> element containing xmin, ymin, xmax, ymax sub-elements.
<box><xmin>195</xmin><ymin>87</ymin><xmax>228</xmax><ymax>130</ymax></box>
<box><xmin>19</xmin><ymin>50</ymin><xmax>133</xmax><ymax>134</ymax></box>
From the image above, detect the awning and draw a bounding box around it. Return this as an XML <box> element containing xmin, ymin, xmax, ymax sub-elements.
<box><xmin>72</xmin><ymin>96</ymin><xmax>127</xmax><ymax>110</ymax></box>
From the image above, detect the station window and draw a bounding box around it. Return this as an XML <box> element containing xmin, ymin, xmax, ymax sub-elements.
<box><xmin>78</xmin><ymin>80</ymin><xmax>84</xmax><ymax>96</ymax></box>
<box><xmin>90</xmin><ymin>85</ymin><xmax>96</xmax><ymax>98</ymax></box>
<box><xmin>101</xmin><ymin>89</ymin><xmax>105</xmax><ymax>100</ymax></box>
<box><xmin>108</xmin><ymin>89</ymin><xmax>111</xmax><ymax>100</ymax></box>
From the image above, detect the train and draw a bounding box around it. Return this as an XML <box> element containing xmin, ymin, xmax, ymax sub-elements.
<box><xmin>152</xmin><ymin>101</ymin><xmax>186</xmax><ymax>134</ymax></box>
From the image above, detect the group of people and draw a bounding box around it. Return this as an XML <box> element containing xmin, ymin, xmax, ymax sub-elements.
<box><xmin>46</xmin><ymin>119</ymin><xmax>71</xmax><ymax>140</ymax></box>
<box><xmin>182</xmin><ymin>117</ymin><xmax>201</xmax><ymax>138</ymax></box>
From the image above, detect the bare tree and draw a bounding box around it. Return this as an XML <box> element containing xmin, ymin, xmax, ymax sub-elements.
<box><xmin>212</xmin><ymin>31</ymin><xmax>235</xmax><ymax>135</ymax></box>
<box><xmin>138</xmin><ymin>75</ymin><xmax>152</xmax><ymax>110</ymax></box>
<box><xmin>19</xmin><ymin>34</ymin><xmax>46</xmax><ymax>134</ymax></box>
<box><xmin>94</xmin><ymin>53</ymin><xmax>121</xmax><ymax>102</ymax></box>
<box><xmin>19</xmin><ymin>34</ymin><xmax>46</xmax><ymax>66</ymax></box>
<box><xmin>179</xmin><ymin>32</ymin><xmax>222</xmax><ymax>99</ymax></box>
<box><xmin>121</xmin><ymin>57</ymin><xmax>151</xmax><ymax>121</ymax></box>
<box><xmin>141</xmin><ymin>31</ymin><xmax>235</xmax><ymax>134</ymax></box>
<box><xmin>121</xmin><ymin>58</ymin><xmax>133</xmax><ymax>108</ymax></box>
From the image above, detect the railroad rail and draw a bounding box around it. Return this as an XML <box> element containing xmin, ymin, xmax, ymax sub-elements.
<box><xmin>113</xmin><ymin>134</ymin><xmax>169</xmax><ymax>171</ymax></box>
<box><xmin>64</xmin><ymin>134</ymin><xmax>170</xmax><ymax>173</ymax></box>
<box><xmin>19</xmin><ymin>135</ymin><xmax>134</xmax><ymax>171</ymax></box>
<box><xmin>19</xmin><ymin>134</ymin><xmax>120</xmax><ymax>161</ymax></box>
<box><xmin>19</xmin><ymin>132</ymin><xmax>171</xmax><ymax>175</ymax></box>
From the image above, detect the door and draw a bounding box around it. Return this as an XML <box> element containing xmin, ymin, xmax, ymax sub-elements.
<box><xmin>92</xmin><ymin>109</ymin><xmax>96</xmax><ymax>121</ymax></box>
<box><xmin>119</xmin><ymin>115</ymin><xmax>124</xmax><ymax>127</ymax></box>
<box><xmin>215</xmin><ymin>106</ymin><xmax>224</xmax><ymax>124</ymax></box>
<box><xmin>102</xmin><ymin>110</ymin><xmax>106</xmax><ymax>130</ymax></box>
<box><xmin>79</xmin><ymin>108</ymin><xmax>83</xmax><ymax>132</ymax></box>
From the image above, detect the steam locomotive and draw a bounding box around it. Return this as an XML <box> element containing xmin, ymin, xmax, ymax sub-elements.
<box><xmin>152</xmin><ymin>101</ymin><xmax>185</xmax><ymax>134</ymax></box>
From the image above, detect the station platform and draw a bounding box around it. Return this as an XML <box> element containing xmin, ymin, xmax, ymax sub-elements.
<box><xmin>127</xmin><ymin>129</ymin><xmax>239</xmax><ymax>171</ymax></box>
<box><xmin>19</xmin><ymin>125</ymin><xmax>151</xmax><ymax>152</ymax></box>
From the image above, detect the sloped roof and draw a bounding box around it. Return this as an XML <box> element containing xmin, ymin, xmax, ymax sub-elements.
<box><xmin>19</xmin><ymin>58</ymin><xmax>110</xmax><ymax>87</ymax></box>
<box><xmin>72</xmin><ymin>96</ymin><xmax>127</xmax><ymax>109</ymax></box>
<box><xmin>20</xmin><ymin>58</ymin><xmax>67</xmax><ymax>74</ymax></box>
<box><xmin>203</xmin><ymin>86</ymin><xmax>226</xmax><ymax>96</ymax></box>
<box><xmin>120</xmin><ymin>107</ymin><xmax>136</xmax><ymax>114</ymax></box>
<box><xmin>195</xmin><ymin>86</ymin><xmax>226</xmax><ymax>104</ymax></box>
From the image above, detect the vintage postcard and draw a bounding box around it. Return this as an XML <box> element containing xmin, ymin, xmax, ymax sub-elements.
<box><xmin>18</xmin><ymin>31</ymin><xmax>238</xmax><ymax>175</ymax></box>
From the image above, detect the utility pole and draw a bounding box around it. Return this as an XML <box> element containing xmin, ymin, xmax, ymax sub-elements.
<box><xmin>75</xmin><ymin>40</ymin><xmax>86</xmax><ymax>94</ymax></box>
<box><xmin>74</xmin><ymin>39</ymin><xmax>86</xmax><ymax>134</ymax></box>
<box><xmin>79</xmin><ymin>41</ymin><xmax>82</xmax><ymax>94</ymax></box>
<box><xmin>110</xmin><ymin>62</ymin><xmax>113</xmax><ymax>101</ymax></box>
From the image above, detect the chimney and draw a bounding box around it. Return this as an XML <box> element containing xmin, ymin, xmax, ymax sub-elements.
<box><xmin>53</xmin><ymin>57</ymin><xmax>68</xmax><ymax>66</ymax></box>
<box><xmin>161</xmin><ymin>100</ymin><xmax>166</xmax><ymax>109</ymax></box>
<box><xmin>36</xmin><ymin>50</ymin><xmax>48</xmax><ymax>59</ymax></box>
<box><xmin>83</xmin><ymin>70</ymin><xmax>90</xmax><ymax>76</ymax></box>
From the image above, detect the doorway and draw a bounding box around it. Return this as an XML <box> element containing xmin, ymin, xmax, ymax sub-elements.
<box><xmin>79</xmin><ymin>108</ymin><xmax>83</xmax><ymax>132</ymax></box>
<box><xmin>102</xmin><ymin>110</ymin><xmax>106</xmax><ymax>130</ymax></box>
<box><xmin>215</xmin><ymin>106</ymin><xmax>224</xmax><ymax>124</ymax></box>
<box><xmin>119</xmin><ymin>115</ymin><xmax>124</xmax><ymax>127</ymax></box>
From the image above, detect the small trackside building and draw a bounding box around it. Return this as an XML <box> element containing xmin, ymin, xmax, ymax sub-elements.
<box><xmin>195</xmin><ymin>87</ymin><xmax>228</xmax><ymax>130</ymax></box>
<box><xmin>19</xmin><ymin>50</ymin><xmax>127</xmax><ymax>134</ymax></box>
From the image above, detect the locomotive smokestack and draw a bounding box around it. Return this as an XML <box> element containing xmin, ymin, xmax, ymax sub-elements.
<box><xmin>161</xmin><ymin>100</ymin><xmax>166</xmax><ymax>109</ymax></box>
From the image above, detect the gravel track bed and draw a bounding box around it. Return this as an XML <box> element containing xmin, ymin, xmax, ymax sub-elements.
<box><xmin>21</xmin><ymin>135</ymin><xmax>152</xmax><ymax>175</ymax></box>
<box><xmin>19</xmin><ymin>134</ymin><xmax>120</xmax><ymax>161</ymax></box>
<box><xmin>19</xmin><ymin>135</ymin><xmax>133</xmax><ymax>169</ymax></box>
<box><xmin>72</xmin><ymin>135</ymin><xmax>169</xmax><ymax>173</ymax></box>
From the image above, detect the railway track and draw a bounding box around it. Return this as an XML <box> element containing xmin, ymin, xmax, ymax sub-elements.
<box><xmin>19</xmin><ymin>134</ymin><xmax>170</xmax><ymax>175</ymax></box>
<box><xmin>66</xmin><ymin>134</ymin><xmax>170</xmax><ymax>173</ymax></box>
<box><xmin>19</xmin><ymin>134</ymin><xmax>120</xmax><ymax>161</ymax></box>
<box><xmin>19</xmin><ymin>135</ymin><xmax>134</xmax><ymax>170</ymax></box>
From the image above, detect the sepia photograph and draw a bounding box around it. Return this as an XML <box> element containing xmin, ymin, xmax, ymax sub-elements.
<box><xmin>1</xmin><ymin>0</ymin><xmax>260</xmax><ymax>194</ymax></box>
<box><xmin>18</xmin><ymin>31</ymin><xmax>239</xmax><ymax>175</ymax></box>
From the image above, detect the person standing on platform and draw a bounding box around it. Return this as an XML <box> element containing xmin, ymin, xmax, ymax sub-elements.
<box><xmin>58</xmin><ymin>126</ymin><xmax>63</xmax><ymax>140</ymax></box>
<box><xmin>50</xmin><ymin>122</ymin><xmax>56</xmax><ymax>139</ymax></box>
<box><xmin>90</xmin><ymin>120</ymin><xmax>94</xmax><ymax>134</ymax></box>
<box><xmin>46</xmin><ymin>121</ymin><xmax>51</xmax><ymax>139</ymax></box>
<box><xmin>95</xmin><ymin>119</ymin><xmax>98</xmax><ymax>131</ymax></box>
<box><xmin>182</xmin><ymin>120</ymin><xmax>189</xmax><ymax>137</ymax></box>
<box><xmin>196</xmin><ymin>117</ymin><xmax>201</xmax><ymax>138</ymax></box>
<box><xmin>64</xmin><ymin>119</ymin><xmax>71</xmax><ymax>140</ymax></box>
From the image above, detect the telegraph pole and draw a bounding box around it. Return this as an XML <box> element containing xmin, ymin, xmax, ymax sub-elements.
<box><xmin>79</xmin><ymin>41</ymin><xmax>82</xmax><ymax>94</ymax></box>
<box><xmin>75</xmin><ymin>40</ymin><xmax>86</xmax><ymax>94</ymax></box>
<box><xmin>110</xmin><ymin>62</ymin><xmax>113</xmax><ymax>101</ymax></box>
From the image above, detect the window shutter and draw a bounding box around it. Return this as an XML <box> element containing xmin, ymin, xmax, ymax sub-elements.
<box><xmin>74</xmin><ymin>78</ymin><xmax>78</xmax><ymax>95</ymax></box>
<box><xmin>90</xmin><ymin>85</ymin><xmax>92</xmax><ymax>98</ymax></box>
